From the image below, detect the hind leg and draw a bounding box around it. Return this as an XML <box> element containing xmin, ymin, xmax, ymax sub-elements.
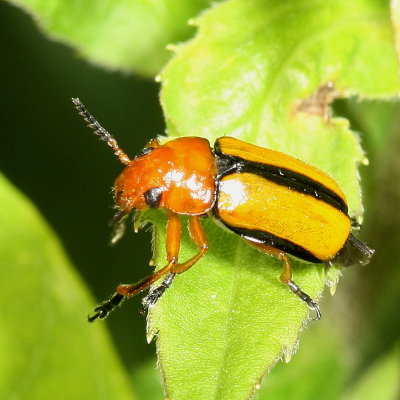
<box><xmin>246</xmin><ymin>240</ymin><xmax>321</xmax><ymax>320</ymax></box>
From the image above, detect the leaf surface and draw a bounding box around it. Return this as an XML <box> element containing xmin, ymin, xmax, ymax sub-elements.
<box><xmin>147</xmin><ymin>0</ymin><xmax>400</xmax><ymax>399</ymax></box>
<box><xmin>6</xmin><ymin>0</ymin><xmax>211</xmax><ymax>76</ymax></box>
<box><xmin>0</xmin><ymin>173</ymin><xmax>134</xmax><ymax>400</ymax></box>
<box><xmin>341</xmin><ymin>344</ymin><xmax>400</xmax><ymax>400</ymax></box>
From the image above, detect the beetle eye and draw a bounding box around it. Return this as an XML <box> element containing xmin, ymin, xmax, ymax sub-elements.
<box><xmin>136</xmin><ymin>147</ymin><xmax>154</xmax><ymax>158</ymax></box>
<box><xmin>144</xmin><ymin>187</ymin><xmax>163</xmax><ymax>208</ymax></box>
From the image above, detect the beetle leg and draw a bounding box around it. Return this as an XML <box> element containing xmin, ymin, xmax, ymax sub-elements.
<box><xmin>286</xmin><ymin>280</ymin><xmax>321</xmax><ymax>320</ymax></box>
<box><xmin>88</xmin><ymin>293</ymin><xmax>125</xmax><ymax>322</ymax></box>
<box><xmin>170</xmin><ymin>215</ymin><xmax>208</xmax><ymax>274</ymax></box>
<box><xmin>116</xmin><ymin>211</ymin><xmax>181</xmax><ymax>297</ymax></box>
<box><xmin>142</xmin><ymin>216</ymin><xmax>208</xmax><ymax>311</ymax></box>
<box><xmin>88</xmin><ymin>212</ymin><xmax>181</xmax><ymax>322</ymax></box>
<box><xmin>141</xmin><ymin>272</ymin><xmax>176</xmax><ymax>312</ymax></box>
<box><xmin>278</xmin><ymin>255</ymin><xmax>321</xmax><ymax>320</ymax></box>
<box><xmin>245</xmin><ymin>241</ymin><xmax>321</xmax><ymax>320</ymax></box>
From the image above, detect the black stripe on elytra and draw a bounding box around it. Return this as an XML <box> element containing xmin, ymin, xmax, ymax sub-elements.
<box><xmin>215</xmin><ymin>145</ymin><xmax>348</xmax><ymax>214</ymax></box>
<box><xmin>222</xmin><ymin>224</ymin><xmax>323</xmax><ymax>263</ymax></box>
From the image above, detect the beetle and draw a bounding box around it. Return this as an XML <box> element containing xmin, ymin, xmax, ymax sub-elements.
<box><xmin>72</xmin><ymin>98</ymin><xmax>374</xmax><ymax>322</ymax></box>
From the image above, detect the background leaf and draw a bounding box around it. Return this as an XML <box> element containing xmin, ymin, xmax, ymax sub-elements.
<box><xmin>0</xmin><ymin>173</ymin><xmax>134</xmax><ymax>399</ymax></box>
<box><xmin>148</xmin><ymin>0</ymin><xmax>400</xmax><ymax>398</ymax></box>
<box><xmin>131</xmin><ymin>358</ymin><xmax>165</xmax><ymax>400</ymax></box>
<box><xmin>341</xmin><ymin>343</ymin><xmax>400</xmax><ymax>400</ymax></box>
<box><xmin>6</xmin><ymin>0</ymin><xmax>211</xmax><ymax>76</ymax></box>
<box><xmin>257</xmin><ymin>314</ymin><xmax>347</xmax><ymax>400</ymax></box>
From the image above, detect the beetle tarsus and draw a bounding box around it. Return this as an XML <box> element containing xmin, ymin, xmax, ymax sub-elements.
<box><xmin>141</xmin><ymin>273</ymin><xmax>176</xmax><ymax>313</ymax></box>
<box><xmin>306</xmin><ymin>298</ymin><xmax>322</xmax><ymax>321</ymax></box>
<box><xmin>287</xmin><ymin>280</ymin><xmax>321</xmax><ymax>320</ymax></box>
<box><xmin>87</xmin><ymin>293</ymin><xmax>125</xmax><ymax>322</ymax></box>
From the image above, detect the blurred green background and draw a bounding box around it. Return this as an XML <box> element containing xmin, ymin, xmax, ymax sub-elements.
<box><xmin>0</xmin><ymin>0</ymin><xmax>162</xmax><ymax>369</ymax></box>
<box><xmin>0</xmin><ymin>1</ymin><xmax>399</xmax><ymax>399</ymax></box>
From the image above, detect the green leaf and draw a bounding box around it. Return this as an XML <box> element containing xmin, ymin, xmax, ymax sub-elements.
<box><xmin>257</xmin><ymin>316</ymin><xmax>347</xmax><ymax>400</ymax></box>
<box><xmin>146</xmin><ymin>0</ymin><xmax>400</xmax><ymax>399</ymax></box>
<box><xmin>6</xmin><ymin>0</ymin><xmax>211</xmax><ymax>76</ymax></box>
<box><xmin>131</xmin><ymin>358</ymin><xmax>165</xmax><ymax>400</ymax></box>
<box><xmin>341</xmin><ymin>344</ymin><xmax>400</xmax><ymax>400</ymax></box>
<box><xmin>0</xmin><ymin>173</ymin><xmax>134</xmax><ymax>400</ymax></box>
<box><xmin>334</xmin><ymin>100</ymin><xmax>400</xmax><ymax>160</ymax></box>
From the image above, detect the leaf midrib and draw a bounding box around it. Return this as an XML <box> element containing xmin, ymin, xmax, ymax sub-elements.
<box><xmin>211</xmin><ymin>238</ymin><xmax>245</xmax><ymax>400</ymax></box>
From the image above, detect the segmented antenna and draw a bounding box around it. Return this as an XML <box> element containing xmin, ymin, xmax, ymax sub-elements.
<box><xmin>72</xmin><ymin>98</ymin><xmax>131</xmax><ymax>165</ymax></box>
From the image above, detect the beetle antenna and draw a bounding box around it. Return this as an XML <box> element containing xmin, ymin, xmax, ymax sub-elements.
<box><xmin>72</xmin><ymin>98</ymin><xmax>131</xmax><ymax>165</ymax></box>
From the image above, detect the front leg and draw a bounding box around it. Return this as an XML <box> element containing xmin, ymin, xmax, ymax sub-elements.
<box><xmin>141</xmin><ymin>215</ymin><xmax>209</xmax><ymax>310</ymax></box>
<box><xmin>88</xmin><ymin>212</ymin><xmax>181</xmax><ymax>322</ymax></box>
<box><xmin>88</xmin><ymin>214</ymin><xmax>209</xmax><ymax>321</ymax></box>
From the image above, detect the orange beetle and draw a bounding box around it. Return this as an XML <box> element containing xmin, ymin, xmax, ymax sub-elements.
<box><xmin>72</xmin><ymin>98</ymin><xmax>373</xmax><ymax>322</ymax></box>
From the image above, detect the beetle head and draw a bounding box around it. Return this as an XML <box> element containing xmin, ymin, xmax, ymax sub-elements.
<box><xmin>113</xmin><ymin>139</ymin><xmax>168</xmax><ymax>212</ymax></box>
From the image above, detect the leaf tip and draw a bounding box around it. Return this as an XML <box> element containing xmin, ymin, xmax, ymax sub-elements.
<box><xmin>283</xmin><ymin>339</ymin><xmax>300</xmax><ymax>363</ymax></box>
<box><xmin>166</xmin><ymin>43</ymin><xmax>180</xmax><ymax>53</ymax></box>
<box><xmin>187</xmin><ymin>17</ymin><xmax>198</xmax><ymax>27</ymax></box>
